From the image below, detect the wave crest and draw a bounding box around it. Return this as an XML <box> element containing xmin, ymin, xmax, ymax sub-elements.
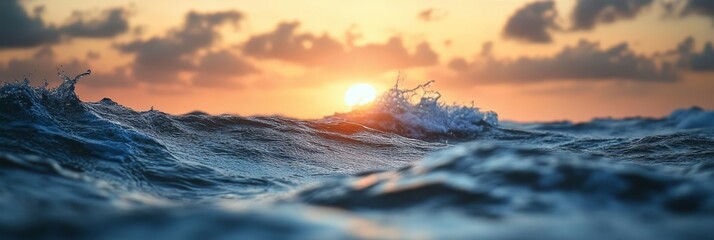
<box><xmin>329</xmin><ymin>77</ymin><xmax>498</xmax><ymax>141</ymax></box>
<box><xmin>0</xmin><ymin>70</ymin><xmax>91</xmax><ymax>119</ymax></box>
<box><xmin>669</xmin><ymin>107</ymin><xmax>714</xmax><ymax>129</ymax></box>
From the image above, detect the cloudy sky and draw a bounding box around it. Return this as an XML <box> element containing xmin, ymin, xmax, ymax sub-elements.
<box><xmin>1</xmin><ymin>0</ymin><xmax>713</xmax><ymax>121</ymax></box>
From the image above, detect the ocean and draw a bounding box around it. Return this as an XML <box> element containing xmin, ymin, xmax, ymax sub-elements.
<box><xmin>1</xmin><ymin>71</ymin><xmax>713</xmax><ymax>239</ymax></box>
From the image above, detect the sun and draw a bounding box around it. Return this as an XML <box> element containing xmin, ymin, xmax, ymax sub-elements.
<box><xmin>344</xmin><ymin>83</ymin><xmax>377</xmax><ymax>107</ymax></box>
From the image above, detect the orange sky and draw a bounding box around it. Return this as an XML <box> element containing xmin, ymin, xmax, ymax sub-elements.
<box><xmin>1</xmin><ymin>0</ymin><xmax>713</xmax><ymax>122</ymax></box>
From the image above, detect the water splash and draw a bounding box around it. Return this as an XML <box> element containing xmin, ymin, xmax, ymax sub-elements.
<box><xmin>329</xmin><ymin>75</ymin><xmax>498</xmax><ymax>141</ymax></box>
<box><xmin>53</xmin><ymin>69</ymin><xmax>91</xmax><ymax>101</ymax></box>
<box><xmin>1</xmin><ymin>69</ymin><xmax>90</xmax><ymax>102</ymax></box>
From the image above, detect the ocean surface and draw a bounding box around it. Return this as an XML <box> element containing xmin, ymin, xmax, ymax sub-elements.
<box><xmin>1</xmin><ymin>71</ymin><xmax>714</xmax><ymax>239</ymax></box>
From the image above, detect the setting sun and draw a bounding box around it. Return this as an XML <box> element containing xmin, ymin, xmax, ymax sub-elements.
<box><xmin>344</xmin><ymin>83</ymin><xmax>377</xmax><ymax>107</ymax></box>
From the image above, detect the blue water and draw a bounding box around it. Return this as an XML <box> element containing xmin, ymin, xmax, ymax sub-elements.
<box><xmin>1</xmin><ymin>72</ymin><xmax>713</xmax><ymax>239</ymax></box>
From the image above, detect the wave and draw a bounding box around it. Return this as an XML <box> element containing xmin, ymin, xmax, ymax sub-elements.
<box><xmin>299</xmin><ymin>143</ymin><xmax>714</xmax><ymax>215</ymax></box>
<box><xmin>327</xmin><ymin>78</ymin><xmax>498</xmax><ymax>141</ymax></box>
<box><xmin>508</xmin><ymin>106</ymin><xmax>714</xmax><ymax>138</ymax></box>
<box><xmin>0</xmin><ymin>70</ymin><xmax>445</xmax><ymax>200</ymax></box>
<box><xmin>669</xmin><ymin>107</ymin><xmax>714</xmax><ymax>129</ymax></box>
<box><xmin>2</xmin><ymin>70</ymin><xmax>714</xmax><ymax>239</ymax></box>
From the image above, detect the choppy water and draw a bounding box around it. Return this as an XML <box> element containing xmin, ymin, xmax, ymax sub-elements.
<box><xmin>1</xmin><ymin>72</ymin><xmax>713</xmax><ymax>239</ymax></box>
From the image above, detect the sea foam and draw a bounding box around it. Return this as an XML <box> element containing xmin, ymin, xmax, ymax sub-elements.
<box><xmin>328</xmin><ymin>76</ymin><xmax>498</xmax><ymax>141</ymax></box>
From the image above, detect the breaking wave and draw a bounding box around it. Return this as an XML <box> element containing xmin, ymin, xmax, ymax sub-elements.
<box><xmin>328</xmin><ymin>77</ymin><xmax>498</xmax><ymax>141</ymax></box>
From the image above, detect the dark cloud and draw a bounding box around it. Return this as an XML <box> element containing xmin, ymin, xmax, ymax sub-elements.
<box><xmin>243</xmin><ymin>22</ymin><xmax>438</xmax><ymax>74</ymax></box>
<box><xmin>502</xmin><ymin>1</ymin><xmax>560</xmax><ymax>43</ymax></box>
<box><xmin>681</xmin><ymin>0</ymin><xmax>714</xmax><ymax>22</ymax></box>
<box><xmin>417</xmin><ymin>8</ymin><xmax>448</xmax><ymax>22</ymax></box>
<box><xmin>60</xmin><ymin>8</ymin><xmax>130</xmax><ymax>38</ymax></box>
<box><xmin>117</xmin><ymin>38</ymin><xmax>194</xmax><ymax>83</ymax></box>
<box><xmin>673</xmin><ymin>37</ymin><xmax>714</xmax><ymax>71</ymax></box>
<box><xmin>243</xmin><ymin>22</ymin><xmax>344</xmax><ymax>66</ymax></box>
<box><xmin>191</xmin><ymin>50</ymin><xmax>259</xmax><ymax>87</ymax></box>
<box><xmin>503</xmin><ymin>0</ymin><xmax>709</xmax><ymax>43</ymax></box>
<box><xmin>689</xmin><ymin>43</ymin><xmax>714</xmax><ymax>71</ymax></box>
<box><xmin>113</xmin><ymin>10</ymin><xmax>256</xmax><ymax>88</ymax></box>
<box><xmin>449</xmin><ymin>40</ymin><xmax>678</xmax><ymax>83</ymax></box>
<box><xmin>0</xmin><ymin>0</ymin><xmax>59</xmax><ymax>48</ymax></box>
<box><xmin>116</xmin><ymin>10</ymin><xmax>244</xmax><ymax>83</ymax></box>
<box><xmin>0</xmin><ymin>47</ymin><xmax>136</xmax><ymax>88</ymax></box>
<box><xmin>571</xmin><ymin>0</ymin><xmax>654</xmax><ymax>30</ymax></box>
<box><xmin>0</xmin><ymin>1</ymin><xmax>135</xmax><ymax>49</ymax></box>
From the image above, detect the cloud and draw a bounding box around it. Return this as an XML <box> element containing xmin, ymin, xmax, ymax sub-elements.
<box><xmin>417</xmin><ymin>8</ymin><xmax>448</xmax><ymax>22</ymax></box>
<box><xmin>1</xmin><ymin>2</ymin><xmax>261</xmax><ymax>91</ymax></box>
<box><xmin>60</xmin><ymin>7</ymin><xmax>130</xmax><ymax>38</ymax></box>
<box><xmin>242</xmin><ymin>21</ymin><xmax>438</xmax><ymax>74</ymax></box>
<box><xmin>571</xmin><ymin>0</ymin><xmax>655</xmax><ymax>30</ymax></box>
<box><xmin>502</xmin><ymin>0</ymin><xmax>709</xmax><ymax>43</ymax></box>
<box><xmin>0</xmin><ymin>47</ymin><xmax>136</xmax><ymax>88</ymax></box>
<box><xmin>0</xmin><ymin>1</ymin><xmax>135</xmax><ymax>49</ymax></box>
<box><xmin>689</xmin><ymin>43</ymin><xmax>714</xmax><ymax>71</ymax></box>
<box><xmin>502</xmin><ymin>1</ymin><xmax>560</xmax><ymax>43</ymax></box>
<box><xmin>449</xmin><ymin>40</ymin><xmax>678</xmax><ymax>83</ymax></box>
<box><xmin>681</xmin><ymin>0</ymin><xmax>714</xmax><ymax>23</ymax></box>
<box><xmin>191</xmin><ymin>50</ymin><xmax>259</xmax><ymax>87</ymax></box>
<box><xmin>116</xmin><ymin>10</ymin><xmax>245</xmax><ymax>84</ymax></box>
<box><xmin>338</xmin><ymin>38</ymin><xmax>438</xmax><ymax>74</ymax></box>
<box><xmin>117</xmin><ymin>38</ymin><xmax>195</xmax><ymax>83</ymax></box>
<box><xmin>243</xmin><ymin>22</ymin><xmax>344</xmax><ymax>67</ymax></box>
<box><xmin>0</xmin><ymin>0</ymin><xmax>60</xmax><ymax>49</ymax></box>
<box><xmin>673</xmin><ymin>37</ymin><xmax>714</xmax><ymax>71</ymax></box>
<box><xmin>502</xmin><ymin>0</ymin><xmax>659</xmax><ymax>43</ymax></box>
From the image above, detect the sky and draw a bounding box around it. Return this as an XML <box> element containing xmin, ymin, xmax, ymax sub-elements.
<box><xmin>1</xmin><ymin>0</ymin><xmax>713</xmax><ymax>122</ymax></box>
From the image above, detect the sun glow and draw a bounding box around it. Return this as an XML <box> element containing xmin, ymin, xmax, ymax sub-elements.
<box><xmin>344</xmin><ymin>83</ymin><xmax>377</xmax><ymax>107</ymax></box>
